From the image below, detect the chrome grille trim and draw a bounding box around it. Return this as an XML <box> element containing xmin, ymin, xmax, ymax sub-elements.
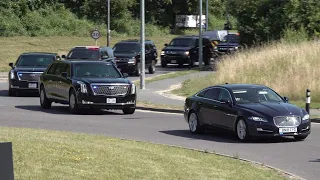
<box><xmin>90</xmin><ymin>83</ymin><xmax>129</xmax><ymax>96</ymax></box>
<box><xmin>17</xmin><ymin>72</ymin><xmax>42</xmax><ymax>81</ymax></box>
<box><xmin>273</xmin><ymin>115</ymin><xmax>301</xmax><ymax>127</ymax></box>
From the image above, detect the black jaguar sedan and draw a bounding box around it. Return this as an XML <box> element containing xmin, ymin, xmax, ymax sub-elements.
<box><xmin>184</xmin><ymin>84</ymin><xmax>311</xmax><ymax>141</ymax></box>
<box><xmin>38</xmin><ymin>60</ymin><xmax>136</xmax><ymax>114</ymax></box>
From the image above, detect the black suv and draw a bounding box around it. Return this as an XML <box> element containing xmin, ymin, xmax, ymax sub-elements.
<box><xmin>38</xmin><ymin>60</ymin><xmax>136</xmax><ymax>114</ymax></box>
<box><xmin>8</xmin><ymin>52</ymin><xmax>60</xmax><ymax>96</ymax></box>
<box><xmin>62</xmin><ymin>46</ymin><xmax>116</xmax><ymax>64</ymax></box>
<box><xmin>161</xmin><ymin>35</ymin><xmax>213</xmax><ymax>68</ymax></box>
<box><xmin>113</xmin><ymin>39</ymin><xmax>157</xmax><ymax>76</ymax></box>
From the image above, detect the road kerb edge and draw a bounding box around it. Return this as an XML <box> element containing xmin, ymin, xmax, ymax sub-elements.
<box><xmin>117</xmin><ymin>137</ymin><xmax>305</xmax><ymax>180</ymax></box>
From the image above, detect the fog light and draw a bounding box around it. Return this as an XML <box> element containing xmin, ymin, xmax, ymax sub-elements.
<box><xmin>82</xmin><ymin>100</ymin><xmax>93</xmax><ymax>104</ymax></box>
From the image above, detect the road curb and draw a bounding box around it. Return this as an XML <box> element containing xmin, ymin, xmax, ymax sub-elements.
<box><xmin>118</xmin><ymin>138</ymin><xmax>305</xmax><ymax>180</ymax></box>
<box><xmin>136</xmin><ymin>107</ymin><xmax>320</xmax><ymax>123</ymax></box>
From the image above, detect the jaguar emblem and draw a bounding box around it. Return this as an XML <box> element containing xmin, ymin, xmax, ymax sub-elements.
<box><xmin>108</xmin><ymin>86</ymin><xmax>115</xmax><ymax>90</ymax></box>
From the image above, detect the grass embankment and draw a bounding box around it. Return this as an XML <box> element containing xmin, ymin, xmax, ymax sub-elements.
<box><xmin>172</xmin><ymin>40</ymin><xmax>320</xmax><ymax>109</ymax></box>
<box><xmin>0</xmin><ymin>127</ymin><xmax>288</xmax><ymax>180</ymax></box>
<box><xmin>0</xmin><ymin>35</ymin><xmax>180</xmax><ymax>72</ymax></box>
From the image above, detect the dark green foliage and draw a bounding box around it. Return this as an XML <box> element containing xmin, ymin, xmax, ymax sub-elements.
<box><xmin>229</xmin><ymin>0</ymin><xmax>320</xmax><ymax>46</ymax></box>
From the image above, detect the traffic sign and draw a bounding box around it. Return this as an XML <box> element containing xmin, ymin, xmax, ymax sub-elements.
<box><xmin>91</xmin><ymin>29</ymin><xmax>100</xmax><ymax>40</ymax></box>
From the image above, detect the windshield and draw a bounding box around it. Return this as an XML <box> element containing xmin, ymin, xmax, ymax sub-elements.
<box><xmin>223</xmin><ymin>34</ymin><xmax>240</xmax><ymax>43</ymax></box>
<box><xmin>16</xmin><ymin>54</ymin><xmax>55</xmax><ymax>67</ymax></box>
<box><xmin>232</xmin><ymin>87</ymin><xmax>284</xmax><ymax>104</ymax></box>
<box><xmin>113</xmin><ymin>43</ymin><xmax>140</xmax><ymax>53</ymax></box>
<box><xmin>73</xmin><ymin>63</ymin><xmax>121</xmax><ymax>78</ymax></box>
<box><xmin>67</xmin><ymin>49</ymin><xmax>100</xmax><ymax>60</ymax></box>
<box><xmin>169</xmin><ymin>38</ymin><xmax>194</xmax><ymax>47</ymax></box>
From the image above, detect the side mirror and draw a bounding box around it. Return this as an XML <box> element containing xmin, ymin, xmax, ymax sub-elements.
<box><xmin>123</xmin><ymin>73</ymin><xmax>129</xmax><ymax>78</ymax></box>
<box><xmin>221</xmin><ymin>99</ymin><xmax>232</xmax><ymax>106</ymax></box>
<box><xmin>9</xmin><ymin>63</ymin><xmax>13</xmax><ymax>68</ymax></box>
<box><xmin>61</xmin><ymin>55</ymin><xmax>66</xmax><ymax>59</ymax></box>
<box><xmin>164</xmin><ymin>43</ymin><xmax>168</xmax><ymax>46</ymax></box>
<box><xmin>61</xmin><ymin>72</ymin><xmax>68</xmax><ymax>78</ymax></box>
<box><xmin>283</xmin><ymin>96</ymin><xmax>289</xmax><ymax>103</ymax></box>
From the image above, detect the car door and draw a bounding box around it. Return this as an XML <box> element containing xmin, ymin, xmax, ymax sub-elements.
<box><xmin>58</xmin><ymin>63</ymin><xmax>71</xmax><ymax>101</ymax></box>
<box><xmin>52</xmin><ymin>63</ymin><xmax>67</xmax><ymax>100</ymax></box>
<box><xmin>198</xmin><ymin>88</ymin><xmax>221</xmax><ymax>126</ymax></box>
<box><xmin>44</xmin><ymin>63</ymin><xmax>58</xmax><ymax>98</ymax></box>
<box><xmin>216</xmin><ymin>88</ymin><xmax>238</xmax><ymax>129</ymax></box>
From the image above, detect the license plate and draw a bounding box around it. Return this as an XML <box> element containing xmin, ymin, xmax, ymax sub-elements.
<box><xmin>28</xmin><ymin>83</ymin><xmax>37</xmax><ymax>88</ymax></box>
<box><xmin>279</xmin><ymin>127</ymin><xmax>297</xmax><ymax>133</ymax></box>
<box><xmin>106</xmin><ymin>98</ymin><xmax>116</xmax><ymax>104</ymax></box>
<box><xmin>171</xmin><ymin>60</ymin><xmax>177</xmax><ymax>63</ymax></box>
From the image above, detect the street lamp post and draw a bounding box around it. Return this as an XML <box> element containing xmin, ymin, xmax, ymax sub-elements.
<box><xmin>206</xmin><ymin>0</ymin><xmax>209</xmax><ymax>31</ymax></box>
<box><xmin>140</xmin><ymin>0</ymin><xmax>145</xmax><ymax>89</ymax></box>
<box><xmin>199</xmin><ymin>0</ymin><xmax>203</xmax><ymax>69</ymax></box>
<box><xmin>106</xmin><ymin>0</ymin><xmax>110</xmax><ymax>46</ymax></box>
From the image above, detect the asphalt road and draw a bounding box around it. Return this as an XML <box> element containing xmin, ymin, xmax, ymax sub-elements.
<box><xmin>0</xmin><ymin>83</ymin><xmax>319</xmax><ymax>180</ymax></box>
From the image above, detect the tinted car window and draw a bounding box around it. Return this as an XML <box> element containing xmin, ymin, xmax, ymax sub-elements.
<box><xmin>16</xmin><ymin>54</ymin><xmax>55</xmax><ymax>67</ymax></box>
<box><xmin>54</xmin><ymin>63</ymin><xmax>68</xmax><ymax>76</ymax></box>
<box><xmin>204</xmin><ymin>88</ymin><xmax>220</xmax><ymax>100</ymax></box>
<box><xmin>67</xmin><ymin>49</ymin><xmax>100</xmax><ymax>60</ymax></box>
<box><xmin>223</xmin><ymin>34</ymin><xmax>240</xmax><ymax>43</ymax></box>
<box><xmin>113</xmin><ymin>43</ymin><xmax>140</xmax><ymax>53</ymax></box>
<box><xmin>73</xmin><ymin>63</ymin><xmax>121</xmax><ymax>78</ymax></box>
<box><xmin>232</xmin><ymin>87</ymin><xmax>284</xmax><ymax>104</ymax></box>
<box><xmin>197</xmin><ymin>89</ymin><xmax>208</xmax><ymax>97</ymax></box>
<box><xmin>169</xmin><ymin>38</ymin><xmax>194</xmax><ymax>47</ymax></box>
<box><xmin>218</xmin><ymin>89</ymin><xmax>231</xmax><ymax>102</ymax></box>
<box><xmin>47</xmin><ymin>63</ymin><xmax>57</xmax><ymax>75</ymax></box>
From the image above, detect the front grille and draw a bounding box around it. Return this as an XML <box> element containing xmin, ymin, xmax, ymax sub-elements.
<box><xmin>273</xmin><ymin>115</ymin><xmax>301</xmax><ymax>127</ymax></box>
<box><xmin>91</xmin><ymin>84</ymin><xmax>129</xmax><ymax>96</ymax></box>
<box><xmin>18</xmin><ymin>72</ymin><xmax>42</xmax><ymax>81</ymax></box>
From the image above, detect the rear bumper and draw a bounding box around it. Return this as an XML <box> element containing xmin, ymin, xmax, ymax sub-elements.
<box><xmin>76</xmin><ymin>93</ymin><xmax>136</xmax><ymax>110</ymax></box>
<box><xmin>247</xmin><ymin>120</ymin><xmax>311</xmax><ymax>137</ymax></box>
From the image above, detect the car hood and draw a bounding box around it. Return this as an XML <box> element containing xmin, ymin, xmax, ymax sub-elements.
<box><xmin>162</xmin><ymin>46</ymin><xmax>191</xmax><ymax>51</ymax></box>
<box><xmin>73</xmin><ymin>77</ymin><xmax>131</xmax><ymax>84</ymax></box>
<box><xmin>114</xmin><ymin>52</ymin><xmax>138</xmax><ymax>58</ymax></box>
<box><xmin>13</xmin><ymin>66</ymin><xmax>47</xmax><ymax>72</ymax></box>
<box><xmin>238</xmin><ymin>102</ymin><xmax>304</xmax><ymax>117</ymax></box>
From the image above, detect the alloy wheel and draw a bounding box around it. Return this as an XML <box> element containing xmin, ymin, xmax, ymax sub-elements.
<box><xmin>70</xmin><ymin>93</ymin><xmax>76</xmax><ymax>109</ymax></box>
<box><xmin>188</xmin><ymin>113</ymin><xmax>198</xmax><ymax>132</ymax></box>
<box><xmin>237</xmin><ymin>119</ymin><xmax>247</xmax><ymax>140</ymax></box>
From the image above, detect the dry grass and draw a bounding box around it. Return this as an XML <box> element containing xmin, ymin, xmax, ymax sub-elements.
<box><xmin>174</xmin><ymin>40</ymin><xmax>320</xmax><ymax>102</ymax></box>
<box><xmin>0</xmin><ymin>35</ymin><xmax>178</xmax><ymax>72</ymax></box>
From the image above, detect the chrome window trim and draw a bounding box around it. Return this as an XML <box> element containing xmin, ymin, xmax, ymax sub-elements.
<box><xmin>194</xmin><ymin>87</ymin><xmax>234</xmax><ymax>105</ymax></box>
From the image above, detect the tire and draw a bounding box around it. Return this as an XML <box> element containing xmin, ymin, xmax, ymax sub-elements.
<box><xmin>236</xmin><ymin>119</ymin><xmax>250</xmax><ymax>141</ymax></box>
<box><xmin>69</xmin><ymin>89</ymin><xmax>79</xmax><ymax>114</ymax></box>
<box><xmin>40</xmin><ymin>86</ymin><xmax>52</xmax><ymax>109</ymax></box>
<box><xmin>148</xmin><ymin>60</ymin><xmax>156</xmax><ymax>74</ymax></box>
<box><xmin>161</xmin><ymin>62</ymin><xmax>167</xmax><ymax>68</ymax></box>
<box><xmin>294</xmin><ymin>135</ymin><xmax>308</xmax><ymax>141</ymax></box>
<box><xmin>8</xmin><ymin>89</ymin><xmax>16</xmax><ymax>97</ymax></box>
<box><xmin>123</xmin><ymin>108</ymin><xmax>135</xmax><ymax>114</ymax></box>
<box><xmin>188</xmin><ymin>111</ymin><xmax>204</xmax><ymax>134</ymax></box>
<box><xmin>135</xmin><ymin>63</ymin><xmax>141</xmax><ymax>76</ymax></box>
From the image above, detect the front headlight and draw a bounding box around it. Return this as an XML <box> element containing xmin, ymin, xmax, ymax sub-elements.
<box><xmin>302</xmin><ymin>114</ymin><xmax>310</xmax><ymax>121</ymax></box>
<box><xmin>248</xmin><ymin>116</ymin><xmax>268</xmax><ymax>122</ymax></box>
<box><xmin>161</xmin><ymin>51</ymin><xmax>165</xmax><ymax>55</ymax></box>
<box><xmin>184</xmin><ymin>51</ymin><xmax>190</xmax><ymax>56</ymax></box>
<box><xmin>131</xmin><ymin>84</ymin><xmax>136</xmax><ymax>94</ymax></box>
<box><xmin>77</xmin><ymin>81</ymin><xmax>87</xmax><ymax>93</ymax></box>
<box><xmin>10</xmin><ymin>70</ymin><xmax>15</xmax><ymax>79</ymax></box>
<box><xmin>128</xmin><ymin>57</ymin><xmax>135</xmax><ymax>64</ymax></box>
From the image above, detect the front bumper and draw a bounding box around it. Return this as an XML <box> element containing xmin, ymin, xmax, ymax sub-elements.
<box><xmin>9</xmin><ymin>79</ymin><xmax>39</xmax><ymax>92</ymax></box>
<box><xmin>247</xmin><ymin>120</ymin><xmax>311</xmax><ymax>137</ymax></box>
<box><xmin>161</xmin><ymin>55</ymin><xmax>191</xmax><ymax>64</ymax></box>
<box><xmin>76</xmin><ymin>93</ymin><xmax>136</xmax><ymax>110</ymax></box>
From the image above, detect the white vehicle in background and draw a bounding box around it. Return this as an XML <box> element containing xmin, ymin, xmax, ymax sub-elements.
<box><xmin>176</xmin><ymin>15</ymin><xmax>206</xmax><ymax>28</ymax></box>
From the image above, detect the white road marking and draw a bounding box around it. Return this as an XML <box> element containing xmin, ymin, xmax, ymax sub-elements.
<box><xmin>136</xmin><ymin>109</ymin><xmax>183</xmax><ymax>116</ymax></box>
